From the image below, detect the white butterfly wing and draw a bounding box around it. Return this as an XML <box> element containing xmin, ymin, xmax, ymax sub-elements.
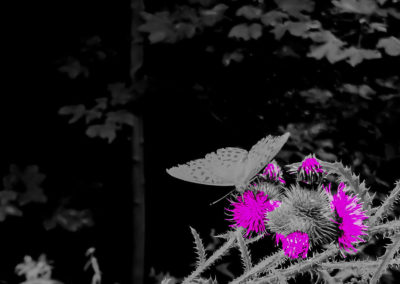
<box><xmin>205</xmin><ymin>147</ymin><xmax>249</xmax><ymax>184</ymax></box>
<box><xmin>242</xmin><ymin>132</ymin><xmax>290</xmax><ymax>182</ymax></box>
<box><xmin>166</xmin><ymin>147</ymin><xmax>248</xmax><ymax>186</ymax></box>
<box><xmin>166</xmin><ymin>133</ymin><xmax>290</xmax><ymax>187</ymax></box>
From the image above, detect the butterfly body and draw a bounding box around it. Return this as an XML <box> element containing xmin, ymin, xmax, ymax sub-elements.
<box><xmin>166</xmin><ymin>133</ymin><xmax>290</xmax><ymax>191</ymax></box>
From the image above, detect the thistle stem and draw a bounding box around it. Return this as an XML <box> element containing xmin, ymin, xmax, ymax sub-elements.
<box><xmin>182</xmin><ymin>229</ymin><xmax>238</xmax><ymax>284</ymax></box>
<box><xmin>229</xmin><ymin>251</ymin><xmax>286</xmax><ymax>284</ymax></box>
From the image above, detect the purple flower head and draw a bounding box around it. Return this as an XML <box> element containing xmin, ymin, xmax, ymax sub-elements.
<box><xmin>226</xmin><ymin>190</ymin><xmax>281</xmax><ymax>238</ymax></box>
<box><xmin>261</xmin><ymin>161</ymin><xmax>286</xmax><ymax>184</ymax></box>
<box><xmin>329</xmin><ymin>183</ymin><xmax>369</xmax><ymax>256</ymax></box>
<box><xmin>276</xmin><ymin>231</ymin><xmax>309</xmax><ymax>259</ymax></box>
<box><xmin>298</xmin><ymin>154</ymin><xmax>324</xmax><ymax>184</ymax></box>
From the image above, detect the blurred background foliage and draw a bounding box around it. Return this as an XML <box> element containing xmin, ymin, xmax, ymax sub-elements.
<box><xmin>2</xmin><ymin>0</ymin><xmax>400</xmax><ymax>283</ymax></box>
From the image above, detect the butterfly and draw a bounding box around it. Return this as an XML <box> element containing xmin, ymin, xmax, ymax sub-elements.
<box><xmin>166</xmin><ymin>132</ymin><xmax>290</xmax><ymax>191</ymax></box>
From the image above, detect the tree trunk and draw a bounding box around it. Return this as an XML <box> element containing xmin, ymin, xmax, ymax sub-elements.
<box><xmin>130</xmin><ymin>0</ymin><xmax>145</xmax><ymax>283</ymax></box>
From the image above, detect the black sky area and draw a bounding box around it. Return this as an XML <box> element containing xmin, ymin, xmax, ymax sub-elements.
<box><xmin>2</xmin><ymin>1</ymin><xmax>249</xmax><ymax>283</ymax></box>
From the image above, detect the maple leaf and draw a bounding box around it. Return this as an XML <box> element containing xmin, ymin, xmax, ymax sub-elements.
<box><xmin>332</xmin><ymin>0</ymin><xmax>377</xmax><ymax>15</ymax></box>
<box><xmin>261</xmin><ymin>10</ymin><xmax>289</xmax><ymax>27</ymax></box>
<box><xmin>377</xmin><ymin>37</ymin><xmax>400</xmax><ymax>56</ymax></box>
<box><xmin>308</xmin><ymin>31</ymin><xmax>348</xmax><ymax>63</ymax></box>
<box><xmin>236</xmin><ymin>5</ymin><xmax>263</xmax><ymax>20</ymax></box>
<box><xmin>222</xmin><ymin>51</ymin><xmax>244</xmax><ymax>66</ymax></box>
<box><xmin>342</xmin><ymin>47</ymin><xmax>381</xmax><ymax>66</ymax></box>
<box><xmin>274</xmin><ymin>0</ymin><xmax>315</xmax><ymax>19</ymax></box>
<box><xmin>139</xmin><ymin>12</ymin><xmax>175</xmax><ymax>43</ymax></box>
<box><xmin>58</xmin><ymin>104</ymin><xmax>86</xmax><ymax>124</ymax></box>
<box><xmin>200</xmin><ymin>4</ymin><xmax>228</xmax><ymax>27</ymax></box>
<box><xmin>86</xmin><ymin>123</ymin><xmax>117</xmax><ymax>143</ymax></box>
<box><xmin>228</xmin><ymin>23</ymin><xmax>262</xmax><ymax>41</ymax></box>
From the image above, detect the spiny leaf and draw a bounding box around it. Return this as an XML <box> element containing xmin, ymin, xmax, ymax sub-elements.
<box><xmin>190</xmin><ymin>227</ymin><xmax>207</xmax><ymax>268</ymax></box>
<box><xmin>371</xmin><ymin>233</ymin><xmax>400</xmax><ymax>284</ymax></box>
<box><xmin>388</xmin><ymin>257</ymin><xmax>400</xmax><ymax>269</ymax></box>
<box><xmin>235</xmin><ymin>230</ymin><xmax>252</xmax><ymax>273</ymax></box>
<box><xmin>315</xmin><ymin>269</ymin><xmax>339</xmax><ymax>284</ymax></box>
<box><xmin>230</xmin><ymin>251</ymin><xmax>286</xmax><ymax>284</ymax></box>
<box><xmin>161</xmin><ymin>277</ymin><xmax>177</xmax><ymax>284</ymax></box>
<box><xmin>370</xmin><ymin>181</ymin><xmax>400</xmax><ymax>225</ymax></box>
<box><xmin>333</xmin><ymin>268</ymin><xmax>360</xmax><ymax>282</ymax></box>
<box><xmin>183</xmin><ymin>230</ymin><xmax>237</xmax><ymax>284</ymax></box>
<box><xmin>368</xmin><ymin>219</ymin><xmax>400</xmax><ymax>238</ymax></box>
<box><xmin>320</xmin><ymin>259</ymin><xmax>379</xmax><ymax>271</ymax></box>
<box><xmin>252</xmin><ymin>244</ymin><xmax>338</xmax><ymax>284</ymax></box>
<box><xmin>319</xmin><ymin>161</ymin><xmax>374</xmax><ymax>212</ymax></box>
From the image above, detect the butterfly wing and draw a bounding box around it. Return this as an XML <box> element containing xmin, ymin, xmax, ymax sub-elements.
<box><xmin>205</xmin><ymin>147</ymin><xmax>249</xmax><ymax>184</ymax></box>
<box><xmin>166</xmin><ymin>147</ymin><xmax>248</xmax><ymax>186</ymax></box>
<box><xmin>242</xmin><ymin>132</ymin><xmax>290</xmax><ymax>182</ymax></box>
<box><xmin>166</xmin><ymin>133</ymin><xmax>290</xmax><ymax>187</ymax></box>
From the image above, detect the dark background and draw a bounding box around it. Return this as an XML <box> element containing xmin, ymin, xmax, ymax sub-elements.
<box><xmin>2</xmin><ymin>0</ymin><xmax>400</xmax><ymax>284</ymax></box>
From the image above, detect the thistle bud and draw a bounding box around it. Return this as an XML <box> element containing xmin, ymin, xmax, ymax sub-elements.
<box><xmin>260</xmin><ymin>161</ymin><xmax>286</xmax><ymax>185</ymax></box>
<box><xmin>297</xmin><ymin>154</ymin><xmax>324</xmax><ymax>184</ymax></box>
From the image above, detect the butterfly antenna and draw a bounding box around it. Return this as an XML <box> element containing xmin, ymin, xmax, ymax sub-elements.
<box><xmin>210</xmin><ymin>189</ymin><xmax>235</xmax><ymax>206</ymax></box>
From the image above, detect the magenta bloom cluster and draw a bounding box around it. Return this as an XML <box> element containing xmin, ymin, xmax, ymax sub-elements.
<box><xmin>226</xmin><ymin>190</ymin><xmax>281</xmax><ymax>238</ymax></box>
<box><xmin>276</xmin><ymin>232</ymin><xmax>309</xmax><ymax>259</ymax></box>
<box><xmin>261</xmin><ymin>162</ymin><xmax>286</xmax><ymax>184</ymax></box>
<box><xmin>325</xmin><ymin>182</ymin><xmax>369</xmax><ymax>254</ymax></box>
<box><xmin>226</xmin><ymin>156</ymin><xmax>369</xmax><ymax>259</ymax></box>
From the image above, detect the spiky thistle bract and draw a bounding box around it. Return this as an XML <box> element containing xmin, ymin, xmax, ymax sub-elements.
<box><xmin>267</xmin><ymin>184</ymin><xmax>337</xmax><ymax>249</ymax></box>
<box><xmin>260</xmin><ymin>161</ymin><xmax>286</xmax><ymax>185</ymax></box>
<box><xmin>247</xmin><ymin>182</ymin><xmax>283</xmax><ymax>202</ymax></box>
<box><xmin>297</xmin><ymin>154</ymin><xmax>325</xmax><ymax>184</ymax></box>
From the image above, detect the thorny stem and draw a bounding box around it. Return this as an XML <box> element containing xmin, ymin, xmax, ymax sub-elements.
<box><xmin>182</xmin><ymin>229</ymin><xmax>239</xmax><ymax>284</ymax></box>
<box><xmin>371</xmin><ymin>233</ymin><xmax>400</xmax><ymax>284</ymax></box>
<box><xmin>369</xmin><ymin>181</ymin><xmax>400</xmax><ymax>225</ymax></box>
<box><xmin>229</xmin><ymin>251</ymin><xmax>286</xmax><ymax>284</ymax></box>
<box><xmin>252</xmin><ymin>244</ymin><xmax>338</xmax><ymax>284</ymax></box>
<box><xmin>368</xmin><ymin>219</ymin><xmax>400</xmax><ymax>236</ymax></box>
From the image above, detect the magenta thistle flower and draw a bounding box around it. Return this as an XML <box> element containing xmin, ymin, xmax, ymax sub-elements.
<box><xmin>275</xmin><ymin>231</ymin><xmax>309</xmax><ymax>259</ymax></box>
<box><xmin>226</xmin><ymin>190</ymin><xmax>281</xmax><ymax>238</ymax></box>
<box><xmin>261</xmin><ymin>161</ymin><xmax>286</xmax><ymax>184</ymax></box>
<box><xmin>329</xmin><ymin>183</ymin><xmax>369</xmax><ymax>255</ymax></box>
<box><xmin>297</xmin><ymin>154</ymin><xmax>324</xmax><ymax>184</ymax></box>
